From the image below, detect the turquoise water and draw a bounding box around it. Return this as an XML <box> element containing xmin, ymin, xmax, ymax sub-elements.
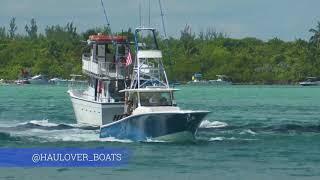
<box><xmin>0</xmin><ymin>85</ymin><xmax>320</xmax><ymax>179</ymax></box>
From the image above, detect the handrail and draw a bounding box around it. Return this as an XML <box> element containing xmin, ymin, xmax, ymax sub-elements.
<box><xmin>82</xmin><ymin>59</ymin><xmax>126</xmax><ymax>79</ymax></box>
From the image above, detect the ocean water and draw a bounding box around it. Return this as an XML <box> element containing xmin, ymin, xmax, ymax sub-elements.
<box><xmin>0</xmin><ymin>85</ymin><xmax>320</xmax><ymax>180</ymax></box>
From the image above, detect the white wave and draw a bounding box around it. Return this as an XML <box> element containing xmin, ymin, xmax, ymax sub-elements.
<box><xmin>29</xmin><ymin>120</ymin><xmax>59</xmax><ymax>127</ymax></box>
<box><xmin>209</xmin><ymin>136</ymin><xmax>258</xmax><ymax>142</ymax></box>
<box><xmin>143</xmin><ymin>137</ymin><xmax>167</xmax><ymax>143</ymax></box>
<box><xmin>11</xmin><ymin>128</ymin><xmax>133</xmax><ymax>143</ymax></box>
<box><xmin>0</xmin><ymin>119</ymin><xmax>51</xmax><ymax>128</ymax></box>
<box><xmin>17</xmin><ymin>119</ymin><xmax>58</xmax><ymax>127</ymax></box>
<box><xmin>199</xmin><ymin>120</ymin><xmax>228</xmax><ymax>128</ymax></box>
<box><xmin>240</xmin><ymin>129</ymin><xmax>257</xmax><ymax>135</ymax></box>
<box><xmin>99</xmin><ymin>136</ymin><xmax>133</xmax><ymax>143</ymax></box>
<box><xmin>209</xmin><ymin>137</ymin><xmax>225</xmax><ymax>141</ymax></box>
<box><xmin>17</xmin><ymin>120</ymin><xmax>99</xmax><ymax>129</ymax></box>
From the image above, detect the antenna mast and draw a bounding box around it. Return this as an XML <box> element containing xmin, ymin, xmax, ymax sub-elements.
<box><xmin>139</xmin><ymin>1</ymin><xmax>142</xmax><ymax>27</ymax></box>
<box><xmin>148</xmin><ymin>0</ymin><xmax>151</xmax><ymax>26</ymax></box>
<box><xmin>158</xmin><ymin>0</ymin><xmax>174</xmax><ymax>84</ymax></box>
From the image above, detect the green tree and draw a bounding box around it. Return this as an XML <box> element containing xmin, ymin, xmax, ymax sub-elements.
<box><xmin>309</xmin><ymin>21</ymin><xmax>320</xmax><ymax>48</ymax></box>
<box><xmin>8</xmin><ymin>17</ymin><xmax>17</xmax><ymax>39</ymax></box>
<box><xmin>25</xmin><ymin>18</ymin><xmax>38</xmax><ymax>39</ymax></box>
<box><xmin>180</xmin><ymin>24</ymin><xmax>198</xmax><ymax>55</ymax></box>
<box><xmin>0</xmin><ymin>27</ymin><xmax>6</xmax><ymax>38</ymax></box>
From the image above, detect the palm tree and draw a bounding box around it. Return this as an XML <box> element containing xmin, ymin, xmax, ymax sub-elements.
<box><xmin>309</xmin><ymin>21</ymin><xmax>320</xmax><ymax>48</ymax></box>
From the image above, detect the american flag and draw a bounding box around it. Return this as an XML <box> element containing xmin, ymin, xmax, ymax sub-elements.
<box><xmin>125</xmin><ymin>50</ymin><xmax>132</xmax><ymax>66</ymax></box>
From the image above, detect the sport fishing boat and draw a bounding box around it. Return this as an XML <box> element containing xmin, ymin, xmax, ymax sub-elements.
<box><xmin>100</xmin><ymin>28</ymin><xmax>210</xmax><ymax>141</ymax></box>
<box><xmin>68</xmin><ymin>33</ymin><xmax>132</xmax><ymax>126</ymax></box>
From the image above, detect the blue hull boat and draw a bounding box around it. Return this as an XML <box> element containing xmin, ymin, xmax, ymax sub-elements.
<box><xmin>99</xmin><ymin>28</ymin><xmax>210</xmax><ymax>142</ymax></box>
<box><xmin>100</xmin><ymin>111</ymin><xmax>209</xmax><ymax>141</ymax></box>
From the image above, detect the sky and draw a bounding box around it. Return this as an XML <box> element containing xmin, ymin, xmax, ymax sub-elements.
<box><xmin>1</xmin><ymin>0</ymin><xmax>320</xmax><ymax>41</ymax></box>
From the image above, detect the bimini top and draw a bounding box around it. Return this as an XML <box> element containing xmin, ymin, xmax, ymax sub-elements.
<box><xmin>119</xmin><ymin>87</ymin><xmax>180</xmax><ymax>93</ymax></box>
<box><xmin>88</xmin><ymin>34</ymin><xmax>127</xmax><ymax>43</ymax></box>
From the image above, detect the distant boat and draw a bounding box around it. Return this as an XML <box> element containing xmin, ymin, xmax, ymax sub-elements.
<box><xmin>0</xmin><ymin>79</ymin><xmax>9</xmax><ymax>85</ymax></box>
<box><xmin>188</xmin><ymin>74</ymin><xmax>232</xmax><ymax>85</ymax></box>
<box><xmin>14</xmin><ymin>79</ymin><xmax>30</xmax><ymax>85</ymax></box>
<box><xmin>49</xmin><ymin>78</ymin><xmax>69</xmax><ymax>86</ymax></box>
<box><xmin>28</xmin><ymin>75</ymin><xmax>49</xmax><ymax>85</ymax></box>
<box><xmin>208</xmin><ymin>75</ymin><xmax>232</xmax><ymax>85</ymax></box>
<box><xmin>299</xmin><ymin>77</ymin><xmax>320</xmax><ymax>86</ymax></box>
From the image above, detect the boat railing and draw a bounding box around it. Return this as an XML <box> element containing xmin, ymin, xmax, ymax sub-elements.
<box><xmin>73</xmin><ymin>89</ymin><xmax>124</xmax><ymax>103</ymax></box>
<box><xmin>82</xmin><ymin>58</ymin><xmax>126</xmax><ymax>79</ymax></box>
<box><xmin>82</xmin><ymin>54</ymin><xmax>91</xmax><ymax>61</ymax></box>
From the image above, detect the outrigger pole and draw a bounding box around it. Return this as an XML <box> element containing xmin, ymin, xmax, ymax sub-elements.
<box><xmin>100</xmin><ymin>0</ymin><xmax>111</xmax><ymax>28</ymax></box>
<box><xmin>158</xmin><ymin>0</ymin><xmax>174</xmax><ymax>85</ymax></box>
<box><xmin>158</xmin><ymin>0</ymin><xmax>167</xmax><ymax>37</ymax></box>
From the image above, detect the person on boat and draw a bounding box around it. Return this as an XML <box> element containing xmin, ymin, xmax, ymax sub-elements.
<box><xmin>149</xmin><ymin>94</ymin><xmax>161</xmax><ymax>106</ymax></box>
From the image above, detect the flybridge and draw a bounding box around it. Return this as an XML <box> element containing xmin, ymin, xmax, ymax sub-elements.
<box><xmin>82</xmin><ymin>33</ymin><xmax>131</xmax><ymax>79</ymax></box>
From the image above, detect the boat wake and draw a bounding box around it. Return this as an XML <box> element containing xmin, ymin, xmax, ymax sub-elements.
<box><xmin>208</xmin><ymin>137</ymin><xmax>258</xmax><ymax>142</ymax></box>
<box><xmin>199</xmin><ymin>121</ymin><xmax>320</xmax><ymax>133</ymax></box>
<box><xmin>199</xmin><ymin>120</ymin><xmax>228</xmax><ymax>128</ymax></box>
<box><xmin>0</xmin><ymin>120</ymin><xmax>132</xmax><ymax>143</ymax></box>
<box><xmin>1</xmin><ymin>119</ymin><xmax>318</xmax><ymax>144</ymax></box>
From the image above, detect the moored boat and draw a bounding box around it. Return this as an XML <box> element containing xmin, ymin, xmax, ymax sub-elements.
<box><xmin>49</xmin><ymin>78</ymin><xmax>69</xmax><ymax>86</ymax></box>
<box><xmin>28</xmin><ymin>74</ymin><xmax>49</xmax><ymax>85</ymax></box>
<box><xmin>299</xmin><ymin>77</ymin><xmax>320</xmax><ymax>86</ymax></box>
<box><xmin>188</xmin><ymin>74</ymin><xmax>232</xmax><ymax>85</ymax></box>
<box><xmin>208</xmin><ymin>75</ymin><xmax>232</xmax><ymax>85</ymax></box>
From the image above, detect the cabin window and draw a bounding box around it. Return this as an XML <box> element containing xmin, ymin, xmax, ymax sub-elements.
<box><xmin>139</xmin><ymin>92</ymin><xmax>172</xmax><ymax>106</ymax></box>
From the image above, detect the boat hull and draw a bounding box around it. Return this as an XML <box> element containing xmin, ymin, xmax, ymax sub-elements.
<box><xmin>69</xmin><ymin>93</ymin><xmax>124</xmax><ymax>126</ymax></box>
<box><xmin>100</xmin><ymin>111</ymin><xmax>209</xmax><ymax>141</ymax></box>
<box><xmin>299</xmin><ymin>82</ymin><xmax>320</xmax><ymax>86</ymax></box>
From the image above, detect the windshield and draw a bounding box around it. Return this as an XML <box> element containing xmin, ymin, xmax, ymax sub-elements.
<box><xmin>140</xmin><ymin>92</ymin><xmax>172</xmax><ymax>106</ymax></box>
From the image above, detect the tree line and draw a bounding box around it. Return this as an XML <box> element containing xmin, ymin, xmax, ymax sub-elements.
<box><xmin>0</xmin><ymin>17</ymin><xmax>320</xmax><ymax>84</ymax></box>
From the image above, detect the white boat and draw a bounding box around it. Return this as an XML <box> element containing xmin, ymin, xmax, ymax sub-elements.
<box><xmin>0</xmin><ymin>79</ymin><xmax>9</xmax><ymax>85</ymax></box>
<box><xmin>14</xmin><ymin>79</ymin><xmax>30</xmax><ymax>85</ymax></box>
<box><xmin>208</xmin><ymin>75</ymin><xmax>232</xmax><ymax>85</ymax></box>
<box><xmin>28</xmin><ymin>74</ymin><xmax>48</xmax><ymax>84</ymax></box>
<box><xmin>68</xmin><ymin>34</ymin><xmax>131</xmax><ymax>126</ymax></box>
<box><xmin>49</xmin><ymin>78</ymin><xmax>69</xmax><ymax>86</ymax></box>
<box><xmin>299</xmin><ymin>77</ymin><xmax>320</xmax><ymax>86</ymax></box>
<box><xmin>188</xmin><ymin>74</ymin><xmax>232</xmax><ymax>85</ymax></box>
<box><xmin>100</xmin><ymin>28</ymin><xmax>209</xmax><ymax>141</ymax></box>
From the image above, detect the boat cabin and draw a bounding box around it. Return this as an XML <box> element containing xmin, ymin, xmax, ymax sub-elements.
<box><xmin>120</xmin><ymin>88</ymin><xmax>179</xmax><ymax>114</ymax></box>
